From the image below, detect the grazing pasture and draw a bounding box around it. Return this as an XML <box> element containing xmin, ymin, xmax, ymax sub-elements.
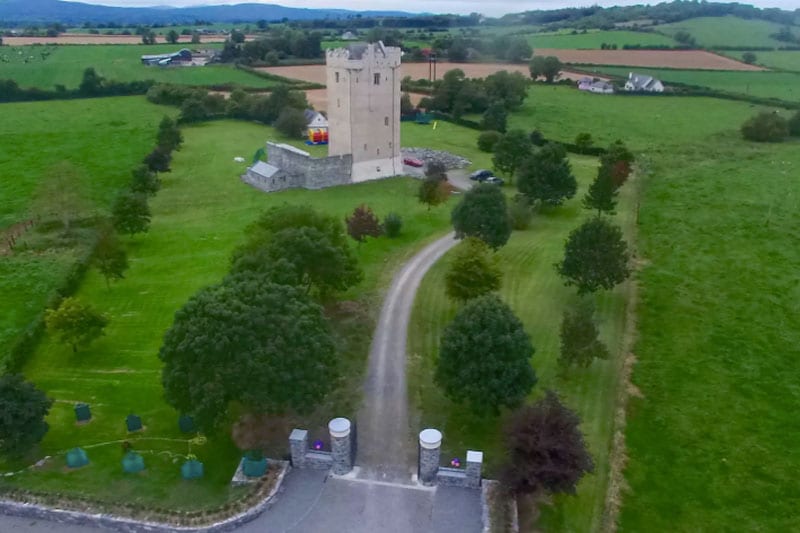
<box><xmin>0</xmin><ymin>44</ymin><xmax>273</xmax><ymax>89</ymax></box>
<box><xmin>506</xmin><ymin>84</ymin><xmax>800</xmax><ymax>530</ymax></box>
<box><xmin>0</xmin><ymin>97</ymin><xmax>172</xmax><ymax>365</ymax></box>
<box><xmin>597</xmin><ymin>65</ymin><xmax>800</xmax><ymax>101</ymax></box>
<box><xmin>723</xmin><ymin>50</ymin><xmax>800</xmax><ymax>72</ymax></box>
<box><xmin>528</xmin><ymin>29</ymin><xmax>676</xmax><ymax>49</ymax></box>
<box><xmin>2</xmin><ymin>34</ymin><xmax>233</xmax><ymax>45</ymax></box>
<box><xmin>653</xmin><ymin>15</ymin><xmax>800</xmax><ymax>48</ymax></box>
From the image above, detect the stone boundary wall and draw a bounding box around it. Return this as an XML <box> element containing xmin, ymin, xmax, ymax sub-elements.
<box><xmin>267</xmin><ymin>142</ymin><xmax>352</xmax><ymax>190</ymax></box>
<box><xmin>0</xmin><ymin>462</ymin><xmax>289</xmax><ymax>533</ymax></box>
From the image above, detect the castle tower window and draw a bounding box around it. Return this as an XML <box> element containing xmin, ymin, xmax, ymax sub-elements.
<box><xmin>364</xmin><ymin>143</ymin><xmax>368</xmax><ymax>151</ymax></box>
<box><xmin>335</xmin><ymin>72</ymin><xmax>340</xmax><ymax>83</ymax></box>
<box><xmin>377</xmin><ymin>148</ymin><xmax>380</xmax><ymax>155</ymax></box>
<box><xmin>374</xmin><ymin>73</ymin><xmax>381</xmax><ymax>85</ymax></box>
<box><xmin>384</xmin><ymin>117</ymin><xmax>389</xmax><ymax>126</ymax></box>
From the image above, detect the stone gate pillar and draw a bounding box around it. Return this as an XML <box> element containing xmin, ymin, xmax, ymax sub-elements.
<box><xmin>466</xmin><ymin>450</ymin><xmax>483</xmax><ymax>488</ymax></box>
<box><xmin>289</xmin><ymin>428</ymin><xmax>308</xmax><ymax>468</ymax></box>
<box><xmin>418</xmin><ymin>428</ymin><xmax>442</xmax><ymax>486</ymax></box>
<box><xmin>329</xmin><ymin>417</ymin><xmax>353</xmax><ymax>475</ymax></box>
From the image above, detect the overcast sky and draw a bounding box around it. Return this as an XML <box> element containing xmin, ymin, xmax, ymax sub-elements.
<box><xmin>67</xmin><ymin>1</ymin><xmax>799</xmax><ymax>18</ymax></box>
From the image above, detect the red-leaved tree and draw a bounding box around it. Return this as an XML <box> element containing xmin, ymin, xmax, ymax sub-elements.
<box><xmin>345</xmin><ymin>204</ymin><xmax>383</xmax><ymax>244</ymax></box>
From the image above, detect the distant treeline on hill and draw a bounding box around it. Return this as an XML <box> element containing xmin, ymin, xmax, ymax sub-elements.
<box><xmin>507</xmin><ymin>1</ymin><xmax>798</xmax><ymax>30</ymax></box>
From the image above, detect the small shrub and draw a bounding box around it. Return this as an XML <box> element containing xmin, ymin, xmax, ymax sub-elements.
<box><xmin>741</xmin><ymin>111</ymin><xmax>789</xmax><ymax>142</ymax></box>
<box><xmin>477</xmin><ymin>130</ymin><xmax>503</xmax><ymax>152</ymax></box>
<box><xmin>383</xmin><ymin>212</ymin><xmax>403</xmax><ymax>238</ymax></box>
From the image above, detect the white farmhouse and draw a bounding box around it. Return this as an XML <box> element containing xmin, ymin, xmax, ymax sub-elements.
<box><xmin>624</xmin><ymin>72</ymin><xmax>664</xmax><ymax>93</ymax></box>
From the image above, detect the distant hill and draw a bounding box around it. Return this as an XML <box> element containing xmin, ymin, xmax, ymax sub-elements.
<box><xmin>0</xmin><ymin>0</ymin><xmax>415</xmax><ymax>25</ymax></box>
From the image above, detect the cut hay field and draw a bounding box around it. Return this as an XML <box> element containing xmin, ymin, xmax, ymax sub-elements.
<box><xmin>0</xmin><ymin>44</ymin><xmax>273</xmax><ymax>89</ymax></box>
<box><xmin>539</xmin><ymin>48</ymin><xmax>763</xmax><ymax>70</ymax></box>
<box><xmin>654</xmin><ymin>15</ymin><xmax>800</xmax><ymax>48</ymax></box>
<box><xmin>597</xmin><ymin>65</ymin><xmax>800</xmax><ymax>101</ymax></box>
<box><xmin>527</xmin><ymin>29</ymin><xmax>676</xmax><ymax>49</ymax></box>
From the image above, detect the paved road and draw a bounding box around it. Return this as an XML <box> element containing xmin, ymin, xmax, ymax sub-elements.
<box><xmin>241</xmin><ymin>469</ymin><xmax>482</xmax><ymax>533</ymax></box>
<box><xmin>356</xmin><ymin>233</ymin><xmax>459</xmax><ymax>479</ymax></box>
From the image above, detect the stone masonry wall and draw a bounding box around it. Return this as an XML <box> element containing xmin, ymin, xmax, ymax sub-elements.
<box><xmin>266</xmin><ymin>142</ymin><xmax>352</xmax><ymax>190</ymax></box>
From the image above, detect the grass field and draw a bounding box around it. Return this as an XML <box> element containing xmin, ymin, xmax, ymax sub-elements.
<box><xmin>528</xmin><ymin>30</ymin><xmax>675</xmax><ymax>49</ymax></box>
<box><xmin>408</xmin><ymin>154</ymin><xmax>637</xmax><ymax>531</ymax></box>
<box><xmin>620</xmin><ymin>120</ymin><xmax>800</xmax><ymax>532</ymax></box>
<box><xmin>0</xmin><ymin>44</ymin><xmax>273</xmax><ymax>89</ymax></box>
<box><xmin>596</xmin><ymin>65</ymin><xmax>800</xmax><ymax>101</ymax></box>
<box><xmin>501</xmin><ymin>84</ymin><xmax>799</xmax><ymax>529</ymax></box>
<box><xmin>654</xmin><ymin>16</ymin><xmax>800</xmax><ymax>48</ymax></box>
<box><xmin>723</xmin><ymin>50</ymin><xmax>800</xmax><ymax>72</ymax></box>
<box><xmin>0</xmin><ymin>97</ymin><xmax>173</xmax><ymax>365</ymax></box>
<box><xmin>0</xmin><ymin>114</ymin><xmax>463</xmax><ymax>509</ymax></box>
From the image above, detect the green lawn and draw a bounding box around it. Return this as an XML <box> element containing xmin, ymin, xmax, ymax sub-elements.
<box><xmin>596</xmin><ymin>66</ymin><xmax>800</xmax><ymax>101</ymax></box>
<box><xmin>653</xmin><ymin>16</ymin><xmax>800</xmax><ymax>48</ymax></box>
<box><xmin>621</xmin><ymin>125</ymin><xmax>800</xmax><ymax>532</ymax></box>
<box><xmin>1</xmin><ymin>115</ymin><xmax>459</xmax><ymax>510</ymax></box>
<box><xmin>0</xmin><ymin>97</ymin><xmax>173</xmax><ymax>365</ymax></box>
<box><xmin>0</xmin><ymin>44</ymin><xmax>274</xmax><ymax>89</ymax></box>
<box><xmin>723</xmin><ymin>50</ymin><xmax>800</xmax><ymax>72</ymax></box>
<box><xmin>508</xmin><ymin>85</ymin><xmax>757</xmax><ymax>153</ymax></box>
<box><xmin>528</xmin><ymin>30</ymin><xmax>675</xmax><ymax>49</ymax></box>
<box><xmin>408</xmin><ymin>155</ymin><xmax>637</xmax><ymax>531</ymax></box>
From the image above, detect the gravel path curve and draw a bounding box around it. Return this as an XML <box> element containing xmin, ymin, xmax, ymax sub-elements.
<box><xmin>355</xmin><ymin>232</ymin><xmax>458</xmax><ymax>481</ymax></box>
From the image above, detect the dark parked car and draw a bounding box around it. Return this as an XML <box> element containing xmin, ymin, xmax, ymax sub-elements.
<box><xmin>470</xmin><ymin>169</ymin><xmax>493</xmax><ymax>181</ymax></box>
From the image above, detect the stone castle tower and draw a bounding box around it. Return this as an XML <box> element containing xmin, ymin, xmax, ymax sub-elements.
<box><xmin>326</xmin><ymin>42</ymin><xmax>402</xmax><ymax>182</ymax></box>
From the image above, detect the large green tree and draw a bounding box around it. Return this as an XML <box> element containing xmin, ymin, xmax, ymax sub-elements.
<box><xmin>112</xmin><ymin>191</ymin><xmax>151</xmax><ymax>236</ymax></box>
<box><xmin>159</xmin><ymin>274</ymin><xmax>337</xmax><ymax>432</ymax></box>
<box><xmin>492</xmin><ymin>129</ymin><xmax>533</xmax><ymax>182</ymax></box>
<box><xmin>558</xmin><ymin>301</ymin><xmax>610</xmax><ymax>369</ymax></box>
<box><xmin>231</xmin><ymin>205</ymin><xmax>362</xmax><ymax>298</ymax></box>
<box><xmin>517</xmin><ymin>143</ymin><xmax>577</xmax><ymax>207</ymax></box>
<box><xmin>451</xmin><ymin>183</ymin><xmax>512</xmax><ymax>250</ymax></box>
<box><xmin>130</xmin><ymin>164</ymin><xmax>161</xmax><ymax>196</ymax></box>
<box><xmin>600</xmin><ymin>140</ymin><xmax>635</xmax><ymax>188</ymax></box>
<box><xmin>557</xmin><ymin>217</ymin><xmax>631</xmax><ymax>294</ymax></box>
<box><xmin>0</xmin><ymin>375</ymin><xmax>53</xmax><ymax>457</ymax></box>
<box><xmin>435</xmin><ymin>294</ymin><xmax>536</xmax><ymax>414</ymax></box>
<box><xmin>45</xmin><ymin>297</ymin><xmax>108</xmax><ymax>353</ymax></box>
<box><xmin>501</xmin><ymin>391</ymin><xmax>594</xmax><ymax>496</ymax></box>
<box><xmin>529</xmin><ymin>55</ymin><xmax>562</xmax><ymax>83</ymax></box>
<box><xmin>445</xmin><ymin>237</ymin><xmax>502</xmax><ymax>302</ymax></box>
<box><xmin>741</xmin><ymin>111</ymin><xmax>789</xmax><ymax>142</ymax></box>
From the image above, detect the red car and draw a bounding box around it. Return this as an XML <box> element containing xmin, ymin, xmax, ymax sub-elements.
<box><xmin>403</xmin><ymin>157</ymin><xmax>424</xmax><ymax>168</ymax></box>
